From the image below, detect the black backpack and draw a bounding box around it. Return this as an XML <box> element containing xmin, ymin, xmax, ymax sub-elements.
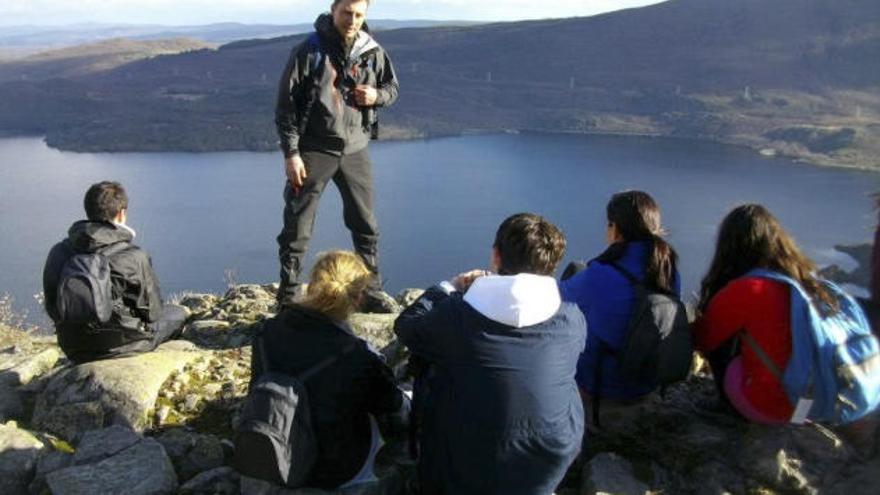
<box><xmin>233</xmin><ymin>325</ymin><xmax>354</xmax><ymax>487</ymax></box>
<box><xmin>609</xmin><ymin>262</ymin><xmax>692</xmax><ymax>384</ymax></box>
<box><xmin>55</xmin><ymin>242</ymin><xmax>128</xmax><ymax>326</ymax></box>
<box><xmin>592</xmin><ymin>262</ymin><xmax>692</xmax><ymax>425</ymax></box>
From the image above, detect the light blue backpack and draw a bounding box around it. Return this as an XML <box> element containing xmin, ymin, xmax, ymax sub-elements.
<box><xmin>743</xmin><ymin>269</ymin><xmax>880</xmax><ymax>424</ymax></box>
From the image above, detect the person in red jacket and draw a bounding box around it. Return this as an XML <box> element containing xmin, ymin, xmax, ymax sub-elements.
<box><xmin>692</xmin><ymin>204</ymin><xmax>839</xmax><ymax>424</ymax></box>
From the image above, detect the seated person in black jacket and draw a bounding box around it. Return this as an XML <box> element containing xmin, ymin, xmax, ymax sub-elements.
<box><xmin>252</xmin><ymin>250</ymin><xmax>410</xmax><ymax>489</ymax></box>
<box><xmin>395</xmin><ymin>213</ymin><xmax>586</xmax><ymax>495</ymax></box>
<box><xmin>42</xmin><ymin>181</ymin><xmax>187</xmax><ymax>363</ymax></box>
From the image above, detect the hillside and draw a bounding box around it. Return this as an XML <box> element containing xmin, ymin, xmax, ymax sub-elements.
<box><xmin>0</xmin><ymin>38</ymin><xmax>214</xmax><ymax>82</ymax></box>
<box><xmin>0</xmin><ymin>0</ymin><xmax>878</xmax><ymax>168</ymax></box>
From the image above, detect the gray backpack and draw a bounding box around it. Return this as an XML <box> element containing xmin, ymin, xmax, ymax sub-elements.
<box><xmin>608</xmin><ymin>262</ymin><xmax>693</xmax><ymax>385</ymax></box>
<box><xmin>592</xmin><ymin>262</ymin><xmax>692</xmax><ymax>427</ymax></box>
<box><xmin>55</xmin><ymin>243</ymin><xmax>127</xmax><ymax>325</ymax></box>
<box><xmin>234</xmin><ymin>326</ymin><xmax>354</xmax><ymax>487</ymax></box>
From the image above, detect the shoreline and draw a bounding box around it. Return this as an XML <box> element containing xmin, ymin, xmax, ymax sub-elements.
<box><xmin>6</xmin><ymin>129</ymin><xmax>879</xmax><ymax>173</ymax></box>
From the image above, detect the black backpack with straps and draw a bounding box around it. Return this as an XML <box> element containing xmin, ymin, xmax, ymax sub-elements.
<box><xmin>609</xmin><ymin>261</ymin><xmax>692</xmax><ymax>385</ymax></box>
<box><xmin>55</xmin><ymin>242</ymin><xmax>128</xmax><ymax>326</ymax></box>
<box><xmin>233</xmin><ymin>322</ymin><xmax>355</xmax><ymax>487</ymax></box>
<box><xmin>592</xmin><ymin>262</ymin><xmax>692</xmax><ymax>426</ymax></box>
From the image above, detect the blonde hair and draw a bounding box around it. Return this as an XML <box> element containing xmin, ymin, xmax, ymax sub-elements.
<box><xmin>301</xmin><ymin>250</ymin><xmax>371</xmax><ymax>321</ymax></box>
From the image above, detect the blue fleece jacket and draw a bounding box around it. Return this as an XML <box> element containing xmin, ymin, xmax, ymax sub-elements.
<box><xmin>559</xmin><ymin>241</ymin><xmax>681</xmax><ymax>399</ymax></box>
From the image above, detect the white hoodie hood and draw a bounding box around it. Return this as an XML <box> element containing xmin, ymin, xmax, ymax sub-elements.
<box><xmin>463</xmin><ymin>274</ymin><xmax>561</xmax><ymax>328</ymax></box>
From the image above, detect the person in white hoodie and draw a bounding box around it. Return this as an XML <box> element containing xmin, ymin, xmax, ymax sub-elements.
<box><xmin>395</xmin><ymin>213</ymin><xmax>586</xmax><ymax>495</ymax></box>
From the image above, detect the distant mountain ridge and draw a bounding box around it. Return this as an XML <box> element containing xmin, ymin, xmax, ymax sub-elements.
<box><xmin>0</xmin><ymin>0</ymin><xmax>878</xmax><ymax>168</ymax></box>
<box><xmin>0</xmin><ymin>20</ymin><xmax>482</xmax><ymax>56</ymax></box>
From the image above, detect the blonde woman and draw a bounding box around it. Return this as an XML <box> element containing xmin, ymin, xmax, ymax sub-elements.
<box><xmin>252</xmin><ymin>250</ymin><xmax>409</xmax><ymax>489</ymax></box>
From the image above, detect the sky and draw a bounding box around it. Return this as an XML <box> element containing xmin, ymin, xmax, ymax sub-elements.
<box><xmin>1</xmin><ymin>0</ymin><xmax>668</xmax><ymax>27</ymax></box>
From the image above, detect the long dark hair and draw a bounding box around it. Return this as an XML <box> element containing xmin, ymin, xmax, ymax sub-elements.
<box><xmin>595</xmin><ymin>190</ymin><xmax>678</xmax><ymax>293</ymax></box>
<box><xmin>698</xmin><ymin>204</ymin><xmax>837</xmax><ymax>313</ymax></box>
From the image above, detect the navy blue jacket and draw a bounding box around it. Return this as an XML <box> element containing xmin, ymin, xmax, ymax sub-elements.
<box><xmin>559</xmin><ymin>241</ymin><xmax>681</xmax><ymax>399</ymax></box>
<box><xmin>395</xmin><ymin>280</ymin><xmax>585</xmax><ymax>495</ymax></box>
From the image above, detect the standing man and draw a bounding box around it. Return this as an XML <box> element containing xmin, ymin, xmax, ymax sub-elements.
<box><xmin>275</xmin><ymin>0</ymin><xmax>399</xmax><ymax>312</ymax></box>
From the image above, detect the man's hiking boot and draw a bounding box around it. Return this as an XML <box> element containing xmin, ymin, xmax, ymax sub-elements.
<box><xmin>361</xmin><ymin>288</ymin><xmax>401</xmax><ymax>314</ymax></box>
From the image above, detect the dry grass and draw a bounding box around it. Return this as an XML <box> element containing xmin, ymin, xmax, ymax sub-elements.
<box><xmin>0</xmin><ymin>293</ymin><xmax>35</xmax><ymax>348</ymax></box>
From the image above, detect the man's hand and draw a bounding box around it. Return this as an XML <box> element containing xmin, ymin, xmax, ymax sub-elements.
<box><xmin>353</xmin><ymin>85</ymin><xmax>378</xmax><ymax>106</ymax></box>
<box><xmin>451</xmin><ymin>269</ymin><xmax>491</xmax><ymax>293</ymax></box>
<box><xmin>284</xmin><ymin>154</ymin><xmax>307</xmax><ymax>194</ymax></box>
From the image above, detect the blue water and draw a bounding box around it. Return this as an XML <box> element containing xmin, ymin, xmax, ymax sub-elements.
<box><xmin>0</xmin><ymin>134</ymin><xmax>876</xmax><ymax>326</ymax></box>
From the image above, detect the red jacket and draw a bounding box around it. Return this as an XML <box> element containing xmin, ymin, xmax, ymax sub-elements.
<box><xmin>692</xmin><ymin>277</ymin><xmax>794</xmax><ymax>421</ymax></box>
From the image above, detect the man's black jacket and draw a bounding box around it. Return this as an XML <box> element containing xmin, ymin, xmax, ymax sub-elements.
<box><xmin>275</xmin><ymin>14</ymin><xmax>399</xmax><ymax>157</ymax></box>
<box><xmin>43</xmin><ymin>220</ymin><xmax>162</xmax><ymax>362</ymax></box>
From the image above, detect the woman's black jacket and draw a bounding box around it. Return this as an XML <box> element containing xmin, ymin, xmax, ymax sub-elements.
<box><xmin>251</xmin><ymin>305</ymin><xmax>409</xmax><ymax>488</ymax></box>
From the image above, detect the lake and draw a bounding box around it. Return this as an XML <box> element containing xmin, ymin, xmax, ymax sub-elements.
<box><xmin>0</xmin><ymin>134</ymin><xmax>876</xmax><ymax>327</ymax></box>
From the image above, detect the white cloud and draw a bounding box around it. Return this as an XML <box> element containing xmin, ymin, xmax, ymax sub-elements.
<box><xmin>0</xmin><ymin>0</ymin><xmax>666</xmax><ymax>26</ymax></box>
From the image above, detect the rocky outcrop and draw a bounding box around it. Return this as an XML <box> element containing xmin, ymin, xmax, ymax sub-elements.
<box><xmin>0</xmin><ymin>338</ymin><xmax>61</xmax><ymax>422</ymax></box>
<box><xmin>1</xmin><ymin>284</ymin><xmax>878</xmax><ymax>495</ymax></box>
<box><xmin>178</xmin><ymin>285</ymin><xmax>275</xmax><ymax>349</ymax></box>
<box><xmin>155</xmin><ymin>428</ymin><xmax>227</xmax><ymax>482</ymax></box>
<box><xmin>553</xmin><ymin>373</ymin><xmax>880</xmax><ymax>494</ymax></box>
<box><xmin>153</xmin><ymin>348</ymin><xmax>251</xmax><ymax>436</ymax></box>
<box><xmin>0</xmin><ymin>422</ymin><xmax>45</xmax><ymax>494</ymax></box>
<box><xmin>46</xmin><ymin>432</ymin><xmax>177</xmax><ymax>495</ymax></box>
<box><xmin>820</xmin><ymin>243</ymin><xmax>872</xmax><ymax>290</ymax></box>
<box><xmin>32</xmin><ymin>341</ymin><xmax>205</xmax><ymax>441</ymax></box>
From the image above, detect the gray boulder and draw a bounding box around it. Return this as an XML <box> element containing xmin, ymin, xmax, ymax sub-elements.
<box><xmin>32</xmin><ymin>341</ymin><xmax>204</xmax><ymax>441</ymax></box>
<box><xmin>46</xmin><ymin>437</ymin><xmax>177</xmax><ymax>495</ymax></box>
<box><xmin>72</xmin><ymin>425</ymin><xmax>141</xmax><ymax>466</ymax></box>
<box><xmin>0</xmin><ymin>347</ymin><xmax>61</xmax><ymax>387</ymax></box>
<box><xmin>28</xmin><ymin>449</ymin><xmax>73</xmax><ymax>495</ymax></box>
<box><xmin>0</xmin><ymin>383</ymin><xmax>24</xmax><ymax>422</ymax></box>
<box><xmin>0</xmin><ymin>421</ymin><xmax>45</xmax><ymax>495</ymax></box>
<box><xmin>179</xmin><ymin>466</ymin><xmax>239</xmax><ymax>494</ymax></box>
<box><xmin>33</xmin><ymin>341</ymin><xmax>202</xmax><ymax>441</ymax></box>
<box><xmin>583</xmin><ymin>453</ymin><xmax>649</xmax><ymax>495</ymax></box>
<box><xmin>0</xmin><ymin>346</ymin><xmax>62</xmax><ymax>421</ymax></box>
<box><xmin>155</xmin><ymin>428</ymin><xmax>226</xmax><ymax>482</ymax></box>
<box><xmin>576</xmin><ymin>375</ymin><xmax>879</xmax><ymax>494</ymax></box>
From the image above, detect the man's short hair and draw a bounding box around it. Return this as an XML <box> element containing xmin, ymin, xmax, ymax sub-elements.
<box><xmin>493</xmin><ymin>213</ymin><xmax>566</xmax><ymax>276</ymax></box>
<box><xmin>332</xmin><ymin>0</ymin><xmax>370</xmax><ymax>7</ymax></box>
<box><xmin>84</xmin><ymin>181</ymin><xmax>128</xmax><ymax>222</ymax></box>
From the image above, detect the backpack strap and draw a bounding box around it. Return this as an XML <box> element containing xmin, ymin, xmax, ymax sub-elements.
<box><xmin>739</xmin><ymin>330</ymin><xmax>784</xmax><ymax>382</ymax></box>
<box><xmin>590</xmin><ymin>261</ymin><xmax>638</xmax><ymax>429</ymax></box>
<box><xmin>592</xmin><ymin>342</ymin><xmax>606</xmax><ymax>429</ymax></box>
<box><xmin>607</xmin><ymin>261</ymin><xmax>641</xmax><ymax>286</ymax></box>
<box><xmin>306</xmin><ymin>32</ymin><xmax>323</xmax><ymax>73</ymax></box>
<box><xmin>298</xmin><ymin>341</ymin><xmax>357</xmax><ymax>382</ymax></box>
<box><xmin>255</xmin><ymin>326</ymin><xmax>357</xmax><ymax>383</ymax></box>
